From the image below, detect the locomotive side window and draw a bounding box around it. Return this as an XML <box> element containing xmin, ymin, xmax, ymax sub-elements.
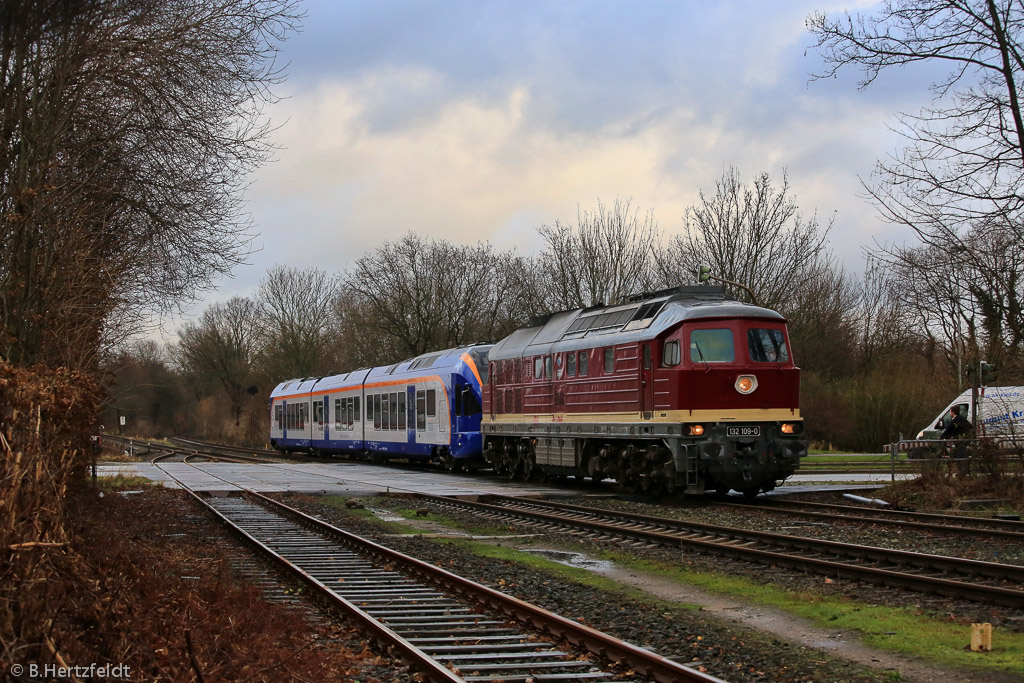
<box><xmin>662</xmin><ymin>340</ymin><xmax>681</xmax><ymax>367</ymax></box>
<box><xmin>534</xmin><ymin>357</ymin><xmax>543</xmax><ymax>379</ymax></box>
<box><xmin>544</xmin><ymin>355</ymin><xmax>553</xmax><ymax>379</ymax></box>
<box><xmin>604</xmin><ymin>348</ymin><xmax>615</xmax><ymax>373</ymax></box>
<box><xmin>748</xmin><ymin>328</ymin><xmax>789</xmax><ymax>363</ymax></box>
<box><xmin>427</xmin><ymin>389</ymin><xmax>436</xmax><ymax>417</ymax></box>
<box><xmin>567</xmin><ymin>352</ymin><xmax>576</xmax><ymax>377</ymax></box>
<box><xmin>690</xmin><ymin>329</ymin><xmax>734</xmax><ymax>363</ymax></box>
<box><xmin>579</xmin><ymin>351</ymin><xmax>589</xmax><ymax>376</ymax></box>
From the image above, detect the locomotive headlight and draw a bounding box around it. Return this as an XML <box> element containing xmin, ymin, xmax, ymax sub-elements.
<box><xmin>781</xmin><ymin>422</ymin><xmax>802</xmax><ymax>435</ymax></box>
<box><xmin>735</xmin><ymin>374</ymin><xmax>758</xmax><ymax>394</ymax></box>
<box><xmin>688</xmin><ymin>424</ymin><xmax>705</xmax><ymax>436</ymax></box>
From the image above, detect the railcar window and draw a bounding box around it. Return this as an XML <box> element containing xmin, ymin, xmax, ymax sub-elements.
<box><xmin>544</xmin><ymin>355</ymin><xmax>553</xmax><ymax>379</ymax></box>
<box><xmin>382</xmin><ymin>394</ymin><xmax>391</xmax><ymax>430</ymax></box>
<box><xmin>389</xmin><ymin>392</ymin><xmax>398</xmax><ymax>430</ymax></box>
<box><xmin>275</xmin><ymin>404</ymin><xmax>282</xmax><ymax>429</ymax></box>
<box><xmin>354</xmin><ymin>397</ymin><xmax>360</xmax><ymax>423</ymax></box>
<box><xmin>534</xmin><ymin>357</ymin><xmax>543</xmax><ymax>379</ymax></box>
<box><xmin>334</xmin><ymin>398</ymin><xmax>341</xmax><ymax>430</ymax></box>
<box><xmin>416</xmin><ymin>390</ymin><xmax>426</xmax><ymax>430</ymax></box>
<box><xmin>567</xmin><ymin>352</ymin><xmax>576</xmax><ymax>377</ymax></box>
<box><xmin>579</xmin><ymin>351</ymin><xmax>589</xmax><ymax>376</ymax></box>
<box><xmin>398</xmin><ymin>392</ymin><xmax>406</xmax><ymax>429</ymax></box>
<box><xmin>690</xmin><ymin>329</ymin><xmax>734</xmax><ymax>363</ymax></box>
<box><xmin>427</xmin><ymin>389</ymin><xmax>436</xmax><ymax>417</ymax></box>
<box><xmin>662</xmin><ymin>340</ymin><xmax>681</xmax><ymax>367</ymax></box>
<box><xmin>747</xmin><ymin>328</ymin><xmax>789</xmax><ymax>363</ymax></box>
<box><xmin>373</xmin><ymin>394</ymin><xmax>382</xmax><ymax>430</ymax></box>
<box><xmin>463</xmin><ymin>389</ymin><xmax>481</xmax><ymax>416</ymax></box>
<box><xmin>604</xmin><ymin>348</ymin><xmax>615</xmax><ymax>373</ymax></box>
<box><xmin>366</xmin><ymin>395</ymin><xmax>374</xmax><ymax>421</ymax></box>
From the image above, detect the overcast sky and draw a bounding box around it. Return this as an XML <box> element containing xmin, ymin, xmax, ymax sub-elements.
<box><xmin>164</xmin><ymin>0</ymin><xmax>943</xmax><ymax>336</ymax></box>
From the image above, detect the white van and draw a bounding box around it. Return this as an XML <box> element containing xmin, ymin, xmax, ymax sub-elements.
<box><xmin>917</xmin><ymin>386</ymin><xmax>1024</xmax><ymax>443</ymax></box>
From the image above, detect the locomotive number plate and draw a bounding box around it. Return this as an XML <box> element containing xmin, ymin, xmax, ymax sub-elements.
<box><xmin>727</xmin><ymin>426</ymin><xmax>760</xmax><ymax>437</ymax></box>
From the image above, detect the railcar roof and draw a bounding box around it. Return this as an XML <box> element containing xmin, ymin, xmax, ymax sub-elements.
<box><xmin>270</xmin><ymin>343</ymin><xmax>493</xmax><ymax>397</ymax></box>
<box><xmin>489</xmin><ymin>285</ymin><xmax>784</xmax><ymax>360</ymax></box>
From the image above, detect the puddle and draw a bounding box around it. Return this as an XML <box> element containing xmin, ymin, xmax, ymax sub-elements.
<box><xmin>366</xmin><ymin>507</ymin><xmax>407</xmax><ymax>522</ymax></box>
<box><xmin>523</xmin><ymin>549</ymin><xmax>615</xmax><ymax>572</ymax></box>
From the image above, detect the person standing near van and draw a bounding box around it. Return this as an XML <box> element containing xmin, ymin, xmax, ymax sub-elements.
<box><xmin>941</xmin><ymin>405</ymin><xmax>973</xmax><ymax>439</ymax></box>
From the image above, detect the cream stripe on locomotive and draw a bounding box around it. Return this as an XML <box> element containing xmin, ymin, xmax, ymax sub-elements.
<box><xmin>484</xmin><ymin>408</ymin><xmax>801</xmax><ymax>425</ymax></box>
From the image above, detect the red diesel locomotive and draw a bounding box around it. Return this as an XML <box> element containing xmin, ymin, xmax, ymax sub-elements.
<box><xmin>481</xmin><ymin>285</ymin><xmax>806</xmax><ymax>496</ymax></box>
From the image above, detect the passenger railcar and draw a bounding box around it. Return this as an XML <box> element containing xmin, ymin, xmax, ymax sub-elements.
<box><xmin>481</xmin><ymin>285</ymin><xmax>806</xmax><ymax>496</ymax></box>
<box><xmin>270</xmin><ymin>344</ymin><xmax>491</xmax><ymax>469</ymax></box>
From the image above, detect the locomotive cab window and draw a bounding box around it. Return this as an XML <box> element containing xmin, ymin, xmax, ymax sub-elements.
<box><xmin>662</xmin><ymin>340</ymin><xmax>680</xmax><ymax>367</ymax></box>
<box><xmin>747</xmin><ymin>328</ymin><xmax>789</xmax><ymax>363</ymax></box>
<box><xmin>689</xmin><ymin>329</ymin><xmax>734</xmax><ymax>363</ymax></box>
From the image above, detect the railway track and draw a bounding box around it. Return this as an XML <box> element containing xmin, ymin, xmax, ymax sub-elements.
<box><xmin>419</xmin><ymin>494</ymin><xmax>1024</xmax><ymax>608</ymax></box>
<box><xmin>711</xmin><ymin>499</ymin><xmax>1024</xmax><ymax>541</ymax></box>
<box><xmin>151</xmin><ymin>463</ymin><xmax>721</xmax><ymax>683</ymax></box>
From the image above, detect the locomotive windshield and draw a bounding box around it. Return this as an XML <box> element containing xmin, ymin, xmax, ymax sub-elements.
<box><xmin>747</xmin><ymin>328</ymin><xmax>789</xmax><ymax>363</ymax></box>
<box><xmin>689</xmin><ymin>329</ymin><xmax>734</xmax><ymax>363</ymax></box>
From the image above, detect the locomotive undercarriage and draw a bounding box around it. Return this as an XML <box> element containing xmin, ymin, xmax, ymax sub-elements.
<box><xmin>483</xmin><ymin>422</ymin><xmax>806</xmax><ymax>497</ymax></box>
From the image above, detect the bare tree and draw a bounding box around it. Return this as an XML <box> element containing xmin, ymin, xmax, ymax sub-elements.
<box><xmin>174</xmin><ymin>297</ymin><xmax>260</xmax><ymax>426</ymax></box>
<box><xmin>0</xmin><ymin>0</ymin><xmax>300</xmax><ymax>371</ymax></box>
<box><xmin>808</xmin><ymin>1</ymin><xmax>1024</xmax><ymax>352</ymax></box>
<box><xmin>345</xmin><ymin>233</ymin><xmax>527</xmax><ymax>360</ymax></box>
<box><xmin>535</xmin><ymin>198</ymin><xmax>661</xmax><ymax>311</ymax></box>
<box><xmin>256</xmin><ymin>266</ymin><xmax>340</xmax><ymax>379</ymax></box>
<box><xmin>664</xmin><ymin>167</ymin><xmax>833</xmax><ymax>311</ymax></box>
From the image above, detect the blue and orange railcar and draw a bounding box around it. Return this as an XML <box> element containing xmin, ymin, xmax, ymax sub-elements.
<box><xmin>269</xmin><ymin>344</ymin><xmax>491</xmax><ymax>470</ymax></box>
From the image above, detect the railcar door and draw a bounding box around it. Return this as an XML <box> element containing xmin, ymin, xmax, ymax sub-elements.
<box><xmin>641</xmin><ymin>343</ymin><xmax>653</xmax><ymax>419</ymax></box>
